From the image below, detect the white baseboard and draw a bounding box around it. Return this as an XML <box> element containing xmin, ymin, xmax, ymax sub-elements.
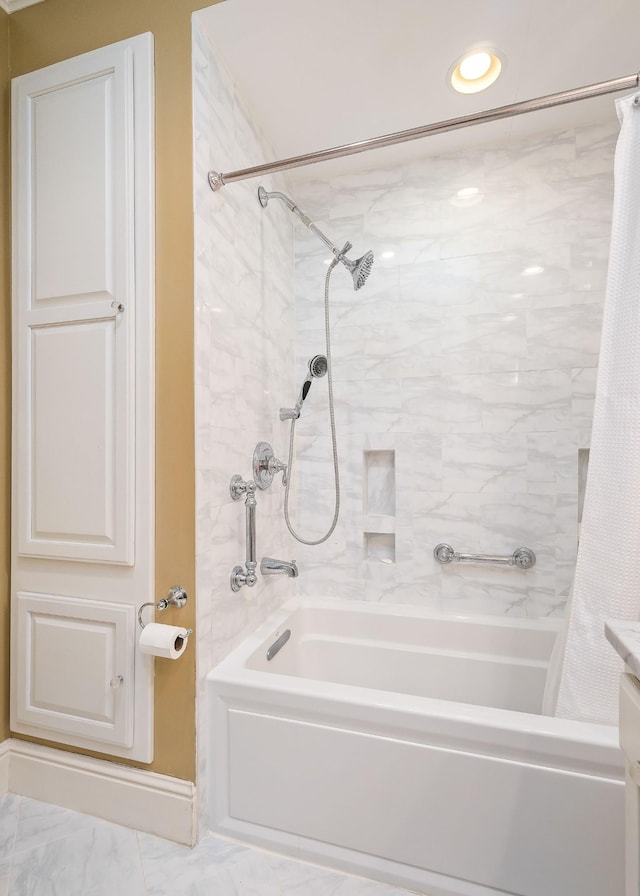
<box><xmin>5</xmin><ymin>739</ymin><xmax>196</xmax><ymax>845</ymax></box>
<box><xmin>0</xmin><ymin>740</ymin><xmax>9</xmax><ymax>795</ymax></box>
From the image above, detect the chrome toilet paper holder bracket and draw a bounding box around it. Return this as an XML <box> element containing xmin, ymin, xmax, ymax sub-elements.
<box><xmin>137</xmin><ymin>585</ymin><xmax>192</xmax><ymax>632</ymax></box>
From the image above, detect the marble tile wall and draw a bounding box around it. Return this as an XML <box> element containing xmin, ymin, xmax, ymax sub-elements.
<box><xmin>290</xmin><ymin>118</ymin><xmax>618</xmax><ymax>619</ymax></box>
<box><xmin>192</xmin><ymin>20</ymin><xmax>296</xmax><ymax>825</ymax></box>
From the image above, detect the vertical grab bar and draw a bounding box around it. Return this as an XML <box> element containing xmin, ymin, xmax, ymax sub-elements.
<box><xmin>230</xmin><ymin>475</ymin><xmax>258</xmax><ymax>591</ymax></box>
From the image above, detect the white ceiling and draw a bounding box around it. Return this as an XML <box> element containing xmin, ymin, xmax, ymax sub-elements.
<box><xmin>197</xmin><ymin>0</ymin><xmax>640</xmax><ymax>181</ymax></box>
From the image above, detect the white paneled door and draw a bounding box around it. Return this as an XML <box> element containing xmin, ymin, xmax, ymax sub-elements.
<box><xmin>11</xmin><ymin>34</ymin><xmax>155</xmax><ymax>762</ymax></box>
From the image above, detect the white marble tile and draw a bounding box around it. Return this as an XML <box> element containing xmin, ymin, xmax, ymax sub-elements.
<box><xmin>441</xmin><ymin>310</ymin><xmax>526</xmax><ymax>374</ymax></box>
<box><xmin>363</xmin><ymin>322</ymin><xmax>441</xmax><ymax>379</ymax></box>
<box><xmin>440</xmin><ymin>190</ymin><xmax>526</xmax><ymax>258</ymax></box>
<box><xmin>398</xmin><ymin>257</ymin><xmax>478</xmax><ymax>317</ymax></box>
<box><xmin>526</xmin><ymin>304</ymin><xmax>603</xmax><ymax>370</ymax></box>
<box><xmin>575</xmin><ymin>119</ymin><xmax>619</xmax><ymax>177</ymax></box>
<box><xmin>527</xmin><ymin>586</ymin><xmax>568</xmax><ymax>619</ymax></box>
<box><xmin>525</xmin><ymin>173</ymin><xmax>614</xmax><ymax>243</ymax></box>
<box><xmin>0</xmin><ymin>861</ymin><xmax>9</xmax><ymax>896</ymax></box>
<box><xmin>139</xmin><ymin>831</ymin><xmax>252</xmax><ymax>895</ymax></box>
<box><xmin>395</xmin><ymin>434</ymin><xmax>442</xmax><ymax>495</ymax></box>
<box><xmin>556</xmin><ymin>492</ymin><xmax>579</xmax><ymax>537</ymax></box>
<box><xmin>482</xmin><ymin>370</ymin><xmax>572</xmax><ymax>433</ymax></box>
<box><xmin>571</xmin><ymin>367</ymin><xmax>598</xmax><ymax>430</ymax></box>
<box><xmin>0</xmin><ymin>794</ymin><xmax>19</xmax><ymax>863</ymax></box>
<box><xmin>12</xmin><ymin>798</ymin><xmax>106</xmax><ymax>856</ymax></box>
<box><xmin>413</xmin><ymin>492</ymin><xmax>484</xmax><ymax>552</ymax></box>
<box><xmin>441</xmin><ymin>572</ymin><xmax>528</xmax><ymax>617</ymax></box>
<box><xmin>570</xmin><ymin>237</ymin><xmax>609</xmax><ymax>296</ymax></box>
<box><xmin>555</xmin><ymin>534</ymin><xmax>579</xmax><ymax>598</ymax></box>
<box><xmin>442</xmin><ymin>434</ymin><xmax>527</xmax><ymax>494</ymax></box>
<box><xmin>404</xmin><ymin>152</ymin><xmax>486</xmax><ymax>201</ymax></box>
<box><xmin>483</xmin><ymin>131</ymin><xmax>575</xmax><ymax>189</ymax></box>
<box><xmin>268</xmin><ymin>854</ymin><xmax>347</xmax><ymax>895</ymax></box>
<box><xmin>526</xmin><ymin>432</ymin><xmax>558</xmax><ymax>490</ymax></box>
<box><xmin>403</xmin><ymin>374</ymin><xmax>484</xmax><ymax>434</ymax></box>
<box><xmin>269</xmin><ymin>854</ymin><xmax>414</xmax><ymax>896</ymax></box>
<box><xmin>481</xmin><ymin>493</ymin><xmax>556</xmax><ymax>544</ymax></box>
<box><xmin>475</xmin><ymin>243</ymin><xmax>571</xmax><ymax>308</ymax></box>
<box><xmin>9</xmin><ymin>822</ymin><xmax>145</xmax><ymax>896</ymax></box>
<box><xmin>224</xmin><ymin>849</ymin><xmax>282</xmax><ymax>896</ymax></box>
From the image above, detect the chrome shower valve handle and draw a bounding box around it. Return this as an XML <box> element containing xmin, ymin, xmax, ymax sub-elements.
<box><xmin>252</xmin><ymin>442</ymin><xmax>288</xmax><ymax>489</ymax></box>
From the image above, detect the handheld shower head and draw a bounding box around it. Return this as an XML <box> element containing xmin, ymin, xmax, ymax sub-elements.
<box><xmin>280</xmin><ymin>355</ymin><xmax>328</xmax><ymax>420</ymax></box>
<box><xmin>308</xmin><ymin>354</ymin><xmax>328</xmax><ymax>378</ymax></box>
<box><xmin>300</xmin><ymin>354</ymin><xmax>328</xmax><ymax>402</ymax></box>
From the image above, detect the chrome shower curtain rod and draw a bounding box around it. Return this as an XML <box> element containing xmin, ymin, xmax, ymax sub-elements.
<box><xmin>208</xmin><ymin>72</ymin><xmax>639</xmax><ymax>191</ymax></box>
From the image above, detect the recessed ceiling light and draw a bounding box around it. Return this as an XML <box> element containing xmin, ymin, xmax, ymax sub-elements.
<box><xmin>449</xmin><ymin>48</ymin><xmax>504</xmax><ymax>95</ymax></box>
<box><xmin>522</xmin><ymin>265</ymin><xmax>545</xmax><ymax>276</ymax></box>
<box><xmin>381</xmin><ymin>251</ymin><xmax>395</xmax><ymax>259</ymax></box>
<box><xmin>460</xmin><ymin>53</ymin><xmax>492</xmax><ymax>81</ymax></box>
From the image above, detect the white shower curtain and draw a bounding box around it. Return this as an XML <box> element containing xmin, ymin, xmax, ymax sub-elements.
<box><xmin>543</xmin><ymin>92</ymin><xmax>640</xmax><ymax>725</ymax></box>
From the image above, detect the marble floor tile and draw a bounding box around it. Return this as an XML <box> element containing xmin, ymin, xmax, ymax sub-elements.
<box><xmin>139</xmin><ymin>831</ymin><xmax>252</xmax><ymax>894</ymax></box>
<box><xmin>12</xmin><ymin>797</ymin><xmax>106</xmax><ymax>856</ymax></box>
<box><xmin>0</xmin><ymin>795</ymin><xmax>415</xmax><ymax>896</ymax></box>
<box><xmin>9</xmin><ymin>822</ymin><xmax>145</xmax><ymax>896</ymax></box>
<box><xmin>0</xmin><ymin>861</ymin><xmax>10</xmax><ymax>896</ymax></box>
<box><xmin>0</xmin><ymin>794</ymin><xmax>19</xmax><ymax>861</ymax></box>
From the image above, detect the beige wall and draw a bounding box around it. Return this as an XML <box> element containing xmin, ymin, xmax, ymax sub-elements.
<box><xmin>0</xmin><ymin>8</ymin><xmax>10</xmax><ymax>745</ymax></box>
<box><xmin>2</xmin><ymin>0</ymin><xmax>220</xmax><ymax>780</ymax></box>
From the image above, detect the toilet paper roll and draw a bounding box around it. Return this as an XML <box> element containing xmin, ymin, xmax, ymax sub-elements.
<box><xmin>139</xmin><ymin>623</ymin><xmax>190</xmax><ymax>660</ymax></box>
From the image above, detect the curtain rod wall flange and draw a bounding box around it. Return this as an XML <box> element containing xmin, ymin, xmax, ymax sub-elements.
<box><xmin>208</xmin><ymin>72</ymin><xmax>640</xmax><ymax>191</ymax></box>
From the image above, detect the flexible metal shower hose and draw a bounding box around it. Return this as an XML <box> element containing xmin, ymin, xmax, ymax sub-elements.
<box><xmin>283</xmin><ymin>258</ymin><xmax>341</xmax><ymax>545</ymax></box>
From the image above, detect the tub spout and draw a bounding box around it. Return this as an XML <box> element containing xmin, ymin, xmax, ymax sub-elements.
<box><xmin>261</xmin><ymin>557</ymin><xmax>299</xmax><ymax>578</ymax></box>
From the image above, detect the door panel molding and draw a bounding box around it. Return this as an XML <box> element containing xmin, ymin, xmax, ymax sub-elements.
<box><xmin>11</xmin><ymin>33</ymin><xmax>155</xmax><ymax>763</ymax></box>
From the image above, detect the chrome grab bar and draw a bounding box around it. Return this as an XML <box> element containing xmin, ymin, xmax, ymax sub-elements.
<box><xmin>433</xmin><ymin>543</ymin><xmax>536</xmax><ymax>569</ymax></box>
<box><xmin>229</xmin><ymin>475</ymin><xmax>258</xmax><ymax>591</ymax></box>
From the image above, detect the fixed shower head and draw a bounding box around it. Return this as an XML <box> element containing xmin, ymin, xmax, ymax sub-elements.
<box><xmin>339</xmin><ymin>249</ymin><xmax>375</xmax><ymax>291</ymax></box>
<box><xmin>258</xmin><ymin>186</ymin><xmax>374</xmax><ymax>290</ymax></box>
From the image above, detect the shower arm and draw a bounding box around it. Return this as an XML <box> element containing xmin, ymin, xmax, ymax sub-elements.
<box><xmin>259</xmin><ymin>188</ymin><xmax>350</xmax><ymax>260</ymax></box>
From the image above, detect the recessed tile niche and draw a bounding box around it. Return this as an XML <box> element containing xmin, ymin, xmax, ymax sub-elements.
<box><xmin>364</xmin><ymin>451</ymin><xmax>396</xmax><ymax>564</ymax></box>
<box><xmin>365</xmin><ymin>450</ymin><xmax>395</xmax><ymax>516</ymax></box>
<box><xmin>364</xmin><ymin>532</ymin><xmax>396</xmax><ymax>564</ymax></box>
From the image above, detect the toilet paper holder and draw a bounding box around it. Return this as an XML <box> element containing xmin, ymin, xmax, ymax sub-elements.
<box><xmin>138</xmin><ymin>585</ymin><xmax>192</xmax><ymax>633</ymax></box>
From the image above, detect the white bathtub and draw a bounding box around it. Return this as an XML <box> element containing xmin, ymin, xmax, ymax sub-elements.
<box><xmin>207</xmin><ymin>599</ymin><xmax>624</xmax><ymax>896</ymax></box>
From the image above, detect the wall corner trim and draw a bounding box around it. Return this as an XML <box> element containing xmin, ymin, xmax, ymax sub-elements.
<box><xmin>2</xmin><ymin>739</ymin><xmax>197</xmax><ymax>845</ymax></box>
<box><xmin>0</xmin><ymin>0</ymin><xmax>45</xmax><ymax>12</ymax></box>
